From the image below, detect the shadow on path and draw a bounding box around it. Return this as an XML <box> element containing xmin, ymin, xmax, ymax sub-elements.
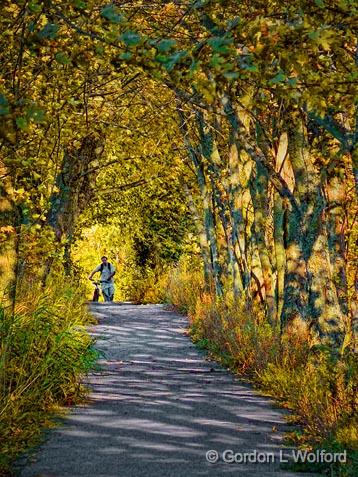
<box><xmin>19</xmin><ymin>304</ymin><xmax>316</xmax><ymax>477</ymax></box>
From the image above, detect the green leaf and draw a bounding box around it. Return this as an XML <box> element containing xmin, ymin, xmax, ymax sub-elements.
<box><xmin>270</xmin><ymin>71</ymin><xmax>286</xmax><ymax>84</ymax></box>
<box><xmin>28</xmin><ymin>21</ymin><xmax>36</xmax><ymax>33</ymax></box>
<box><xmin>226</xmin><ymin>17</ymin><xmax>241</xmax><ymax>30</ymax></box>
<box><xmin>73</xmin><ymin>0</ymin><xmax>87</xmax><ymax>9</ymax></box>
<box><xmin>120</xmin><ymin>31</ymin><xmax>141</xmax><ymax>47</ymax></box>
<box><xmin>241</xmin><ymin>63</ymin><xmax>258</xmax><ymax>72</ymax></box>
<box><xmin>26</xmin><ymin>105</ymin><xmax>45</xmax><ymax>123</ymax></box>
<box><xmin>207</xmin><ymin>37</ymin><xmax>233</xmax><ymax>54</ymax></box>
<box><xmin>28</xmin><ymin>1</ymin><xmax>42</xmax><ymax>13</ymax></box>
<box><xmin>68</xmin><ymin>98</ymin><xmax>78</xmax><ymax>106</ymax></box>
<box><xmin>55</xmin><ymin>52</ymin><xmax>71</xmax><ymax>65</ymax></box>
<box><xmin>189</xmin><ymin>59</ymin><xmax>200</xmax><ymax>75</ymax></box>
<box><xmin>157</xmin><ymin>39</ymin><xmax>177</xmax><ymax>53</ymax></box>
<box><xmin>308</xmin><ymin>31</ymin><xmax>320</xmax><ymax>41</ymax></box>
<box><xmin>239</xmin><ymin>54</ymin><xmax>258</xmax><ymax>72</ymax></box>
<box><xmin>101</xmin><ymin>4</ymin><xmax>124</xmax><ymax>24</ymax></box>
<box><xmin>38</xmin><ymin>23</ymin><xmax>59</xmax><ymax>40</ymax></box>
<box><xmin>209</xmin><ymin>54</ymin><xmax>224</xmax><ymax>68</ymax></box>
<box><xmin>118</xmin><ymin>52</ymin><xmax>132</xmax><ymax>60</ymax></box>
<box><xmin>161</xmin><ymin>50</ymin><xmax>188</xmax><ymax>71</ymax></box>
<box><xmin>16</xmin><ymin>117</ymin><xmax>28</xmax><ymax>129</ymax></box>
<box><xmin>288</xmin><ymin>77</ymin><xmax>298</xmax><ymax>87</ymax></box>
<box><xmin>192</xmin><ymin>0</ymin><xmax>208</xmax><ymax>9</ymax></box>
<box><xmin>0</xmin><ymin>94</ymin><xmax>10</xmax><ymax>115</ymax></box>
<box><xmin>314</xmin><ymin>0</ymin><xmax>325</xmax><ymax>6</ymax></box>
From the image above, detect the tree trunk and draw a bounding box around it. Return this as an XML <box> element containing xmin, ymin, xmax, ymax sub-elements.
<box><xmin>182</xmin><ymin>182</ymin><xmax>213</xmax><ymax>291</ymax></box>
<box><xmin>273</xmin><ymin>194</ymin><xmax>286</xmax><ymax>321</ymax></box>
<box><xmin>282</xmin><ymin>117</ymin><xmax>345</xmax><ymax>348</ymax></box>
<box><xmin>250</xmin><ymin>162</ymin><xmax>276</xmax><ymax>324</ymax></box>
<box><xmin>45</xmin><ymin>134</ymin><xmax>104</xmax><ymax>278</ymax></box>
<box><xmin>177</xmin><ymin>105</ymin><xmax>223</xmax><ymax>297</ymax></box>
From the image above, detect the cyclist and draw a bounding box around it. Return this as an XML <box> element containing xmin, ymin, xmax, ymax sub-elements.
<box><xmin>88</xmin><ymin>256</ymin><xmax>116</xmax><ymax>302</ymax></box>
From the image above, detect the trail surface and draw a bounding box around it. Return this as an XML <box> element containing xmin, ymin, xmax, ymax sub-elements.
<box><xmin>20</xmin><ymin>303</ymin><xmax>315</xmax><ymax>477</ymax></box>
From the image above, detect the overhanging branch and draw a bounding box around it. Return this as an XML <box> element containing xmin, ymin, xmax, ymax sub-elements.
<box><xmin>97</xmin><ymin>174</ymin><xmax>163</xmax><ymax>195</ymax></box>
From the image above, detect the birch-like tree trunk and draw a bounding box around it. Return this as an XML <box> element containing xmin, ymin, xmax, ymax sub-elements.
<box><xmin>250</xmin><ymin>162</ymin><xmax>276</xmax><ymax>324</ymax></box>
<box><xmin>282</xmin><ymin>117</ymin><xmax>345</xmax><ymax>347</ymax></box>
<box><xmin>177</xmin><ymin>104</ymin><xmax>223</xmax><ymax>297</ymax></box>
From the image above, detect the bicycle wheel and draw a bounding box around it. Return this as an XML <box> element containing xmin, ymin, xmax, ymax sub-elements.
<box><xmin>92</xmin><ymin>288</ymin><xmax>100</xmax><ymax>302</ymax></box>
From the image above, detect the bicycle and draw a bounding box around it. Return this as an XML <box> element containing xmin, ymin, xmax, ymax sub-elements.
<box><xmin>91</xmin><ymin>280</ymin><xmax>113</xmax><ymax>302</ymax></box>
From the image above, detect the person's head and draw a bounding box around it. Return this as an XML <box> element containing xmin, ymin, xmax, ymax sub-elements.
<box><xmin>101</xmin><ymin>256</ymin><xmax>108</xmax><ymax>264</ymax></box>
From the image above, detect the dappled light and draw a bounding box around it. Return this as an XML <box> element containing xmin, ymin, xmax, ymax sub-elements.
<box><xmin>19</xmin><ymin>305</ymin><xmax>300</xmax><ymax>477</ymax></box>
<box><xmin>0</xmin><ymin>1</ymin><xmax>357</xmax><ymax>475</ymax></box>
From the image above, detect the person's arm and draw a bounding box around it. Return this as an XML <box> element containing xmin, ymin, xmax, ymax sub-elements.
<box><xmin>88</xmin><ymin>265</ymin><xmax>101</xmax><ymax>280</ymax></box>
<box><xmin>108</xmin><ymin>265</ymin><xmax>116</xmax><ymax>280</ymax></box>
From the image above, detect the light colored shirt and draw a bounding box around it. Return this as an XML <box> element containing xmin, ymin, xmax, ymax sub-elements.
<box><xmin>92</xmin><ymin>263</ymin><xmax>115</xmax><ymax>283</ymax></box>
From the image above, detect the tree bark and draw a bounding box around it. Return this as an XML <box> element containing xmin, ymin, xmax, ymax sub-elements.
<box><xmin>46</xmin><ymin>134</ymin><xmax>104</xmax><ymax>277</ymax></box>
<box><xmin>250</xmin><ymin>162</ymin><xmax>276</xmax><ymax>324</ymax></box>
<box><xmin>282</xmin><ymin>116</ymin><xmax>345</xmax><ymax>348</ymax></box>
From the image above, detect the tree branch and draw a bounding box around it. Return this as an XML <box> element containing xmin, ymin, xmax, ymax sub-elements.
<box><xmin>97</xmin><ymin>174</ymin><xmax>163</xmax><ymax>195</ymax></box>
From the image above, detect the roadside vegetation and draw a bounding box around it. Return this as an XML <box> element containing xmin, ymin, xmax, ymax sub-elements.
<box><xmin>0</xmin><ymin>257</ymin><xmax>98</xmax><ymax>475</ymax></box>
<box><xmin>164</xmin><ymin>257</ymin><xmax>358</xmax><ymax>476</ymax></box>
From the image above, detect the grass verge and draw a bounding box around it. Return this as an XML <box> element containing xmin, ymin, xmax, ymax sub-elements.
<box><xmin>0</xmin><ymin>278</ymin><xmax>99</xmax><ymax>475</ymax></box>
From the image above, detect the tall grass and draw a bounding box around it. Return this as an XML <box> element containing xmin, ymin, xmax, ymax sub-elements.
<box><xmin>0</xmin><ymin>274</ymin><xmax>99</xmax><ymax>474</ymax></box>
<box><xmin>126</xmin><ymin>255</ymin><xmax>205</xmax><ymax>306</ymax></box>
<box><xmin>126</xmin><ymin>265</ymin><xmax>170</xmax><ymax>304</ymax></box>
<box><xmin>165</xmin><ymin>259</ymin><xmax>358</xmax><ymax>476</ymax></box>
<box><xmin>165</xmin><ymin>255</ymin><xmax>205</xmax><ymax>314</ymax></box>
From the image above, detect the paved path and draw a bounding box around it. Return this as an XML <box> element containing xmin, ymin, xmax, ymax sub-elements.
<box><xmin>19</xmin><ymin>303</ymin><xmax>315</xmax><ymax>477</ymax></box>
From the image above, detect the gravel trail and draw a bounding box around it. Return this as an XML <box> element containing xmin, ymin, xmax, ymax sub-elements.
<box><xmin>19</xmin><ymin>303</ymin><xmax>316</xmax><ymax>477</ymax></box>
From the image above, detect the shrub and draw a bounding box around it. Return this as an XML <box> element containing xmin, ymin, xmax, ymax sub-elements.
<box><xmin>0</xmin><ymin>275</ymin><xmax>98</xmax><ymax>473</ymax></box>
<box><xmin>166</xmin><ymin>259</ymin><xmax>358</xmax><ymax>474</ymax></box>
<box><xmin>165</xmin><ymin>254</ymin><xmax>205</xmax><ymax>315</ymax></box>
<box><xmin>126</xmin><ymin>265</ymin><xmax>170</xmax><ymax>304</ymax></box>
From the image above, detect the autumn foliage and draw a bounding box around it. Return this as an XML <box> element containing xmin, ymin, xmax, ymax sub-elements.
<box><xmin>0</xmin><ymin>0</ymin><xmax>357</xmax><ymax>474</ymax></box>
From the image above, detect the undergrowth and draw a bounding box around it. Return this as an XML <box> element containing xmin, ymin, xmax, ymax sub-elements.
<box><xmin>165</xmin><ymin>259</ymin><xmax>358</xmax><ymax>476</ymax></box>
<box><xmin>0</xmin><ymin>275</ymin><xmax>99</xmax><ymax>474</ymax></box>
<box><xmin>127</xmin><ymin>265</ymin><xmax>170</xmax><ymax>304</ymax></box>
